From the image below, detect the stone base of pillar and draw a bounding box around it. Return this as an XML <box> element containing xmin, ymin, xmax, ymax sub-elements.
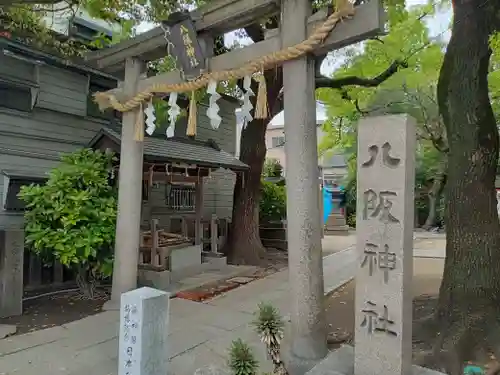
<box><xmin>283</xmin><ymin>348</ymin><xmax>327</xmax><ymax>375</ymax></box>
<box><xmin>102</xmin><ymin>299</ymin><xmax>121</xmax><ymax>311</ymax></box>
<box><xmin>305</xmin><ymin>345</ymin><xmax>445</xmax><ymax>375</ymax></box>
<box><xmin>0</xmin><ymin>230</ymin><xmax>25</xmax><ymax>318</ymax></box>
<box><xmin>282</xmin><ymin>325</ymin><xmax>328</xmax><ymax>375</ymax></box>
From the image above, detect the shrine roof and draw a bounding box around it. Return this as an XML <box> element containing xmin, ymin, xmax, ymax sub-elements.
<box><xmin>89</xmin><ymin>127</ymin><xmax>249</xmax><ymax>172</ymax></box>
<box><xmin>0</xmin><ymin>37</ymin><xmax>119</xmax><ymax>82</ymax></box>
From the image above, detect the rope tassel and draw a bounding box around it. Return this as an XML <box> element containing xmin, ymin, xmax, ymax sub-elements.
<box><xmin>255</xmin><ymin>73</ymin><xmax>268</xmax><ymax>119</ymax></box>
<box><xmin>134</xmin><ymin>102</ymin><xmax>145</xmax><ymax>141</ymax></box>
<box><xmin>187</xmin><ymin>91</ymin><xmax>197</xmax><ymax>137</ymax></box>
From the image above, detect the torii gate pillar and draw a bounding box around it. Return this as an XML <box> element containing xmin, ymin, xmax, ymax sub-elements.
<box><xmin>105</xmin><ymin>57</ymin><xmax>146</xmax><ymax>309</ymax></box>
<box><xmin>282</xmin><ymin>0</ymin><xmax>327</xmax><ymax>373</ymax></box>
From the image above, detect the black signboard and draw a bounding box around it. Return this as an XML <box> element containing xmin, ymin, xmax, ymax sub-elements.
<box><xmin>161</xmin><ymin>12</ymin><xmax>206</xmax><ymax>77</ymax></box>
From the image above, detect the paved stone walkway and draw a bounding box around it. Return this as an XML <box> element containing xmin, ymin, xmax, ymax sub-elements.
<box><xmin>0</xmin><ymin>233</ymin><xmax>444</xmax><ymax>375</ymax></box>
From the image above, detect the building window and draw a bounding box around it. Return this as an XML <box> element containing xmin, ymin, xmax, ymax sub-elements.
<box><xmin>0</xmin><ymin>81</ymin><xmax>34</xmax><ymax>112</ymax></box>
<box><xmin>271</xmin><ymin>136</ymin><xmax>285</xmax><ymax>148</ymax></box>
<box><xmin>165</xmin><ymin>183</ymin><xmax>196</xmax><ymax>211</ymax></box>
<box><xmin>3</xmin><ymin>177</ymin><xmax>46</xmax><ymax>211</ymax></box>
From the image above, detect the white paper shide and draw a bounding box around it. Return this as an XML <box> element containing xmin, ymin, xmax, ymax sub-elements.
<box><xmin>144</xmin><ymin>99</ymin><xmax>156</xmax><ymax>136</ymax></box>
<box><xmin>206</xmin><ymin>80</ymin><xmax>222</xmax><ymax>129</ymax></box>
<box><xmin>240</xmin><ymin>75</ymin><xmax>254</xmax><ymax>128</ymax></box>
<box><xmin>167</xmin><ymin>92</ymin><xmax>180</xmax><ymax>138</ymax></box>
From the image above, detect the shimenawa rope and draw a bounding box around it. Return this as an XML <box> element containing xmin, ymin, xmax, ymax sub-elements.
<box><xmin>94</xmin><ymin>1</ymin><xmax>355</xmax><ymax>113</ymax></box>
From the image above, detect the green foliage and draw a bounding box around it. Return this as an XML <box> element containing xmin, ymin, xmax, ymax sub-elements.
<box><xmin>344</xmin><ymin>174</ymin><xmax>357</xmax><ymax>227</ymax></box>
<box><xmin>317</xmin><ymin>4</ymin><xmax>446</xmax><ymax>154</ymax></box>
<box><xmin>252</xmin><ymin>303</ymin><xmax>286</xmax><ymax>374</ymax></box>
<box><xmin>225</xmin><ymin>303</ymin><xmax>287</xmax><ymax>375</ymax></box>
<box><xmin>259</xmin><ymin>181</ymin><xmax>286</xmax><ymax>223</ymax></box>
<box><xmin>346</xmin><ymin>213</ymin><xmax>356</xmax><ymax>228</ymax></box>
<box><xmin>228</xmin><ymin>339</ymin><xmax>259</xmax><ymax>375</ymax></box>
<box><xmin>488</xmin><ymin>32</ymin><xmax>500</xmax><ymax>116</ymax></box>
<box><xmin>252</xmin><ymin>303</ymin><xmax>284</xmax><ymax>341</ymax></box>
<box><xmin>316</xmin><ymin>4</ymin><xmax>452</xmax><ymax>228</ymax></box>
<box><xmin>0</xmin><ymin>6</ymin><xmax>90</xmax><ymax>57</ymax></box>
<box><xmin>88</xmin><ymin>19</ymin><xmax>134</xmax><ymax>49</ymax></box>
<box><xmin>414</xmin><ymin>143</ymin><xmax>446</xmax><ymax>226</ymax></box>
<box><xmin>262</xmin><ymin>159</ymin><xmax>283</xmax><ymax>178</ymax></box>
<box><xmin>19</xmin><ymin>149</ymin><xmax>117</xmax><ymax>278</ymax></box>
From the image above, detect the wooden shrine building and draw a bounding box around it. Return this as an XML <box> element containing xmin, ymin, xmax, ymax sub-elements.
<box><xmin>89</xmin><ymin>125</ymin><xmax>248</xmax><ymax>289</ymax></box>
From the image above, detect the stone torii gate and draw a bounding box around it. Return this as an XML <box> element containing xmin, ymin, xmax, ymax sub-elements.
<box><xmin>85</xmin><ymin>0</ymin><xmax>383</xmax><ymax>372</ymax></box>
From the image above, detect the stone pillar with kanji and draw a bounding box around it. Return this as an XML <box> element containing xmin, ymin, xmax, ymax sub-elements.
<box><xmin>354</xmin><ymin>115</ymin><xmax>416</xmax><ymax>375</ymax></box>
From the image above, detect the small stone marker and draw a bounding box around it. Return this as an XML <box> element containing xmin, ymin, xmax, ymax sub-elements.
<box><xmin>119</xmin><ymin>287</ymin><xmax>170</xmax><ymax>375</ymax></box>
<box><xmin>355</xmin><ymin>115</ymin><xmax>416</xmax><ymax>375</ymax></box>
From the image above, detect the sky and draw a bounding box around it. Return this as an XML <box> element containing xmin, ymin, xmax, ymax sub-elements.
<box><xmin>269</xmin><ymin>101</ymin><xmax>329</xmax><ymax>126</ymax></box>
<box><xmin>135</xmin><ymin>0</ymin><xmax>452</xmax><ymax>77</ymax></box>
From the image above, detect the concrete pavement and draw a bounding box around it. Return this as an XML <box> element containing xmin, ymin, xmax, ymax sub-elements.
<box><xmin>0</xmin><ymin>233</ymin><xmax>445</xmax><ymax>375</ymax></box>
<box><xmin>0</xmin><ymin>262</ymin><xmax>355</xmax><ymax>375</ymax></box>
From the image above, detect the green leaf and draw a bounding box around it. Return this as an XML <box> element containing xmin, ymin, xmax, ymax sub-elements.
<box><xmin>19</xmin><ymin>148</ymin><xmax>116</xmax><ymax>279</ymax></box>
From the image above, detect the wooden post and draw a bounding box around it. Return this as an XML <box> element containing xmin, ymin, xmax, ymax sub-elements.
<box><xmin>108</xmin><ymin>57</ymin><xmax>145</xmax><ymax>307</ymax></box>
<box><xmin>282</xmin><ymin>0</ymin><xmax>327</xmax><ymax>371</ymax></box>
<box><xmin>219</xmin><ymin>219</ymin><xmax>228</xmax><ymax>248</ymax></box>
<box><xmin>194</xmin><ymin>178</ymin><xmax>204</xmax><ymax>245</ymax></box>
<box><xmin>181</xmin><ymin>218</ymin><xmax>188</xmax><ymax>238</ymax></box>
<box><xmin>151</xmin><ymin>219</ymin><xmax>159</xmax><ymax>266</ymax></box>
<box><xmin>210</xmin><ymin>214</ymin><xmax>218</xmax><ymax>253</ymax></box>
<box><xmin>165</xmin><ymin>217</ymin><xmax>172</xmax><ymax>233</ymax></box>
<box><xmin>0</xmin><ymin>230</ymin><xmax>24</xmax><ymax>318</ymax></box>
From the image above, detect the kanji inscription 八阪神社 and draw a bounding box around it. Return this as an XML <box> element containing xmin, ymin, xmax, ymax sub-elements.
<box><xmin>355</xmin><ymin>115</ymin><xmax>416</xmax><ymax>375</ymax></box>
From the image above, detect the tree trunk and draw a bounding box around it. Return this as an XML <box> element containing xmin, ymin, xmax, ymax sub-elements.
<box><xmin>431</xmin><ymin>0</ymin><xmax>500</xmax><ymax>372</ymax></box>
<box><xmin>224</xmin><ymin>69</ymin><xmax>283</xmax><ymax>265</ymax></box>
<box><xmin>423</xmin><ymin>162</ymin><xmax>447</xmax><ymax>230</ymax></box>
<box><xmin>76</xmin><ymin>265</ymin><xmax>96</xmax><ymax>300</ymax></box>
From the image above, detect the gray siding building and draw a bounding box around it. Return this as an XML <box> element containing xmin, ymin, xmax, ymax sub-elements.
<box><xmin>0</xmin><ymin>38</ymin><xmax>243</xmax><ymax>318</ymax></box>
<box><xmin>0</xmin><ymin>40</ymin><xmax>118</xmax><ymax>230</ymax></box>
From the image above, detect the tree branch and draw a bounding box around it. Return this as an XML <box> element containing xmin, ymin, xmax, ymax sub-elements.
<box><xmin>339</xmin><ymin>89</ymin><xmax>369</xmax><ymax>114</ymax></box>
<box><xmin>401</xmin><ymin>84</ymin><xmax>449</xmax><ymax>153</ymax></box>
<box><xmin>315</xmin><ymin>59</ymin><xmax>409</xmax><ymax>89</ymax></box>
<box><xmin>341</xmin><ymin>88</ymin><xmax>407</xmax><ymax>116</ymax></box>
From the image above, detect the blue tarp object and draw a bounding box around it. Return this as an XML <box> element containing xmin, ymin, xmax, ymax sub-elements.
<box><xmin>322</xmin><ymin>185</ymin><xmax>344</xmax><ymax>224</ymax></box>
<box><xmin>463</xmin><ymin>365</ymin><xmax>484</xmax><ymax>375</ymax></box>
<box><xmin>323</xmin><ymin>188</ymin><xmax>332</xmax><ymax>224</ymax></box>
